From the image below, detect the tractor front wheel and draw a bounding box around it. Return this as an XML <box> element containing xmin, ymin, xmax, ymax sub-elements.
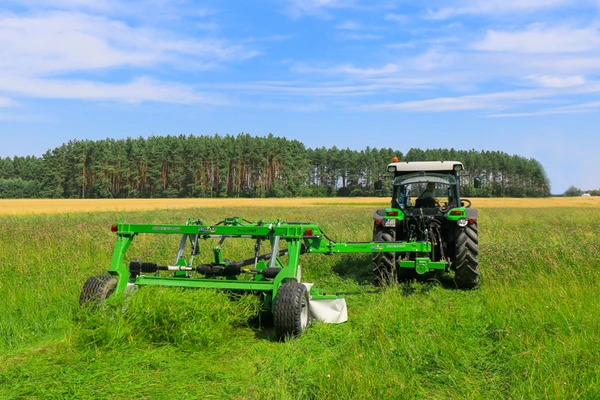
<box><xmin>453</xmin><ymin>222</ymin><xmax>479</xmax><ymax>289</ymax></box>
<box><xmin>274</xmin><ymin>282</ymin><xmax>311</xmax><ymax>340</ymax></box>
<box><xmin>79</xmin><ymin>274</ymin><xmax>117</xmax><ymax>307</ymax></box>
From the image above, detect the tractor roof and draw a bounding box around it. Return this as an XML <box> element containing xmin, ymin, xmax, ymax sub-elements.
<box><xmin>387</xmin><ymin>161</ymin><xmax>464</xmax><ymax>173</ymax></box>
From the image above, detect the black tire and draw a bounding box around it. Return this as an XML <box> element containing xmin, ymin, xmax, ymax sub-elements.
<box><xmin>453</xmin><ymin>222</ymin><xmax>479</xmax><ymax>289</ymax></box>
<box><xmin>79</xmin><ymin>274</ymin><xmax>118</xmax><ymax>306</ymax></box>
<box><xmin>274</xmin><ymin>282</ymin><xmax>310</xmax><ymax>340</ymax></box>
<box><xmin>372</xmin><ymin>226</ymin><xmax>396</xmax><ymax>285</ymax></box>
<box><xmin>372</xmin><ymin>226</ymin><xmax>415</xmax><ymax>285</ymax></box>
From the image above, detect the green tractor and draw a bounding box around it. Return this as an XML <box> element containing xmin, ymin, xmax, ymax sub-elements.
<box><xmin>372</xmin><ymin>160</ymin><xmax>479</xmax><ymax>289</ymax></box>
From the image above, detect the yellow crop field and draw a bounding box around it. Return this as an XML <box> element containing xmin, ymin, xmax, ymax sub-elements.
<box><xmin>0</xmin><ymin>196</ymin><xmax>598</xmax><ymax>215</ymax></box>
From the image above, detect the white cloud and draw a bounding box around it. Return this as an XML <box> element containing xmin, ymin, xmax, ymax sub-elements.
<box><xmin>0</xmin><ymin>97</ymin><xmax>16</xmax><ymax>107</ymax></box>
<box><xmin>215</xmin><ymin>81</ymin><xmax>382</xmax><ymax>97</ymax></box>
<box><xmin>429</xmin><ymin>0</ymin><xmax>575</xmax><ymax>19</ymax></box>
<box><xmin>0</xmin><ymin>12</ymin><xmax>257</xmax><ymax>76</ymax></box>
<box><xmin>0</xmin><ymin>75</ymin><xmax>224</xmax><ymax>104</ymax></box>
<box><xmin>291</xmin><ymin>63</ymin><xmax>400</xmax><ymax>76</ymax></box>
<box><xmin>409</xmin><ymin>49</ymin><xmax>457</xmax><ymax>71</ymax></box>
<box><xmin>6</xmin><ymin>0</ymin><xmax>114</xmax><ymax>11</ymax></box>
<box><xmin>359</xmin><ymin>84</ymin><xmax>599</xmax><ymax>112</ymax></box>
<box><xmin>527</xmin><ymin>74</ymin><xmax>586</xmax><ymax>88</ymax></box>
<box><xmin>335</xmin><ymin>20</ymin><xmax>362</xmax><ymax>30</ymax></box>
<box><xmin>282</xmin><ymin>0</ymin><xmax>358</xmax><ymax>18</ymax></box>
<box><xmin>474</xmin><ymin>25</ymin><xmax>600</xmax><ymax>53</ymax></box>
<box><xmin>387</xmin><ymin>42</ymin><xmax>416</xmax><ymax>49</ymax></box>
<box><xmin>384</xmin><ymin>13</ymin><xmax>408</xmax><ymax>23</ymax></box>
<box><xmin>0</xmin><ymin>11</ymin><xmax>257</xmax><ymax>104</ymax></box>
<box><xmin>364</xmin><ymin>96</ymin><xmax>500</xmax><ymax>112</ymax></box>
<box><xmin>489</xmin><ymin>100</ymin><xmax>600</xmax><ymax>117</ymax></box>
<box><xmin>211</xmin><ymin>74</ymin><xmax>436</xmax><ymax>98</ymax></box>
<box><xmin>337</xmin><ymin>32</ymin><xmax>381</xmax><ymax>40</ymax></box>
<box><xmin>4</xmin><ymin>0</ymin><xmax>216</xmax><ymax>18</ymax></box>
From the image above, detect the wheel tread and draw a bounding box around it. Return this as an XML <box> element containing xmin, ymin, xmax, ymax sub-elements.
<box><xmin>79</xmin><ymin>274</ymin><xmax>117</xmax><ymax>306</ymax></box>
<box><xmin>274</xmin><ymin>283</ymin><xmax>310</xmax><ymax>340</ymax></box>
<box><xmin>454</xmin><ymin>222</ymin><xmax>479</xmax><ymax>289</ymax></box>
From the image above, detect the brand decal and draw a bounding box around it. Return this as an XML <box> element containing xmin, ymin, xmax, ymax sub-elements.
<box><xmin>152</xmin><ymin>226</ymin><xmax>181</xmax><ymax>231</ymax></box>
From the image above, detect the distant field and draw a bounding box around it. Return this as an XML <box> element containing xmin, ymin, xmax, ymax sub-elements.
<box><xmin>0</xmin><ymin>196</ymin><xmax>598</xmax><ymax>214</ymax></box>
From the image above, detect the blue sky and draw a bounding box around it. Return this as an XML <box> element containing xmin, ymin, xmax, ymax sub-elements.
<box><xmin>1</xmin><ymin>0</ymin><xmax>599</xmax><ymax>194</ymax></box>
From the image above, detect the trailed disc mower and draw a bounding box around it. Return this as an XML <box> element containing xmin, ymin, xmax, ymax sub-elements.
<box><xmin>80</xmin><ymin>215</ymin><xmax>457</xmax><ymax>339</ymax></box>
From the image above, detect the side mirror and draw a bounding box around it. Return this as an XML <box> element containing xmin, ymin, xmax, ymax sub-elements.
<box><xmin>474</xmin><ymin>177</ymin><xmax>482</xmax><ymax>189</ymax></box>
<box><xmin>374</xmin><ymin>180</ymin><xmax>383</xmax><ymax>190</ymax></box>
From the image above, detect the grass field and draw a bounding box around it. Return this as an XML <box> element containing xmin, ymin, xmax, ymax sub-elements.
<box><xmin>1</xmin><ymin>198</ymin><xmax>599</xmax><ymax>399</ymax></box>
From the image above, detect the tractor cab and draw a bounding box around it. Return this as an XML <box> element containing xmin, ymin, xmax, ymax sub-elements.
<box><xmin>392</xmin><ymin>173</ymin><xmax>460</xmax><ymax>214</ymax></box>
<box><xmin>386</xmin><ymin>161</ymin><xmax>464</xmax><ymax>214</ymax></box>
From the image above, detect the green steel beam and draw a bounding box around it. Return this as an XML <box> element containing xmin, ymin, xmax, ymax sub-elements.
<box><xmin>135</xmin><ymin>276</ymin><xmax>275</xmax><ymax>291</ymax></box>
<box><xmin>399</xmin><ymin>259</ymin><xmax>447</xmax><ymax>274</ymax></box>
<box><xmin>304</xmin><ymin>239</ymin><xmax>431</xmax><ymax>254</ymax></box>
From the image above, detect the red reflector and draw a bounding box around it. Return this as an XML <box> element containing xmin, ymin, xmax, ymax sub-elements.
<box><xmin>375</xmin><ymin>220</ymin><xmax>381</xmax><ymax>225</ymax></box>
<box><xmin>304</xmin><ymin>228</ymin><xmax>313</xmax><ymax>236</ymax></box>
<box><xmin>450</xmin><ymin>210</ymin><xmax>462</xmax><ymax>216</ymax></box>
<box><xmin>469</xmin><ymin>218</ymin><xmax>475</xmax><ymax>224</ymax></box>
<box><xmin>111</xmin><ymin>225</ymin><xmax>118</xmax><ymax>232</ymax></box>
<box><xmin>386</xmin><ymin>211</ymin><xmax>399</xmax><ymax>216</ymax></box>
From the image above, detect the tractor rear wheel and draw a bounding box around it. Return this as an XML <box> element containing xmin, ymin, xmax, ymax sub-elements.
<box><xmin>274</xmin><ymin>282</ymin><xmax>311</xmax><ymax>340</ymax></box>
<box><xmin>453</xmin><ymin>222</ymin><xmax>479</xmax><ymax>289</ymax></box>
<box><xmin>79</xmin><ymin>274</ymin><xmax>118</xmax><ymax>306</ymax></box>
<box><xmin>373</xmin><ymin>226</ymin><xmax>415</xmax><ymax>285</ymax></box>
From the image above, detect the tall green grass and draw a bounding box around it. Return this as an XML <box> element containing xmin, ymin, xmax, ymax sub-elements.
<box><xmin>1</xmin><ymin>206</ymin><xmax>599</xmax><ymax>399</ymax></box>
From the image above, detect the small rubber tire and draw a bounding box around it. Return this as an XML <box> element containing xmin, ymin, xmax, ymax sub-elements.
<box><xmin>79</xmin><ymin>274</ymin><xmax>118</xmax><ymax>307</ymax></box>
<box><xmin>454</xmin><ymin>222</ymin><xmax>479</xmax><ymax>289</ymax></box>
<box><xmin>274</xmin><ymin>282</ymin><xmax>311</xmax><ymax>340</ymax></box>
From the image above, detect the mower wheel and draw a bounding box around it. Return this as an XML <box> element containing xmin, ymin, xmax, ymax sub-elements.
<box><xmin>79</xmin><ymin>274</ymin><xmax>118</xmax><ymax>306</ymax></box>
<box><xmin>274</xmin><ymin>282</ymin><xmax>311</xmax><ymax>340</ymax></box>
<box><xmin>454</xmin><ymin>222</ymin><xmax>479</xmax><ymax>289</ymax></box>
<box><xmin>372</xmin><ymin>226</ymin><xmax>414</xmax><ymax>285</ymax></box>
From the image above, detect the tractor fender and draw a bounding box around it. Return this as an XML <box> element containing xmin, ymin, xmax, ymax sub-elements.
<box><xmin>373</xmin><ymin>209</ymin><xmax>386</xmax><ymax>221</ymax></box>
<box><xmin>466</xmin><ymin>208</ymin><xmax>478</xmax><ymax>220</ymax></box>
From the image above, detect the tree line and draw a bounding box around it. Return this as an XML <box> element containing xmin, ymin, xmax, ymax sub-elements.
<box><xmin>0</xmin><ymin>133</ymin><xmax>551</xmax><ymax>198</ymax></box>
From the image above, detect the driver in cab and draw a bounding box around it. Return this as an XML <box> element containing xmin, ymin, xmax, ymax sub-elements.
<box><xmin>419</xmin><ymin>182</ymin><xmax>442</xmax><ymax>207</ymax></box>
